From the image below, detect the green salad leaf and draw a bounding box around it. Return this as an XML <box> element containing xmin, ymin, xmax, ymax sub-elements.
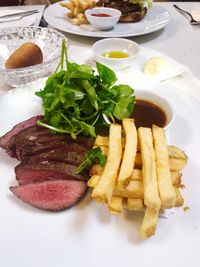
<box><xmin>75</xmin><ymin>147</ymin><xmax>106</xmax><ymax>174</ymax></box>
<box><xmin>35</xmin><ymin>40</ymin><xmax>135</xmax><ymax>138</ymax></box>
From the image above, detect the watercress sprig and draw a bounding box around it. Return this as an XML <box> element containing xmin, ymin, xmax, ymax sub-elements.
<box><xmin>35</xmin><ymin>40</ymin><xmax>135</xmax><ymax>138</ymax></box>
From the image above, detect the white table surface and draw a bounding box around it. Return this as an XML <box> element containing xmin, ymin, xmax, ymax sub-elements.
<box><xmin>0</xmin><ymin>4</ymin><xmax>45</xmax><ymax>25</ymax></box>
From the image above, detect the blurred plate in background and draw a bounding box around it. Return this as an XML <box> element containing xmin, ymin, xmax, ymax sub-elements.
<box><xmin>44</xmin><ymin>2</ymin><xmax>170</xmax><ymax>38</ymax></box>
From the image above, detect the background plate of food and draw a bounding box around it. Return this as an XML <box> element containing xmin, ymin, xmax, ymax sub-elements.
<box><xmin>43</xmin><ymin>1</ymin><xmax>170</xmax><ymax>37</ymax></box>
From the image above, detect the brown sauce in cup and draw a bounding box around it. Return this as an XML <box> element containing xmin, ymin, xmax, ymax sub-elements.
<box><xmin>132</xmin><ymin>99</ymin><xmax>167</xmax><ymax>128</ymax></box>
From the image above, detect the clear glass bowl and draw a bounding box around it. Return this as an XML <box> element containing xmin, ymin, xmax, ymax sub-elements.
<box><xmin>0</xmin><ymin>27</ymin><xmax>67</xmax><ymax>86</ymax></box>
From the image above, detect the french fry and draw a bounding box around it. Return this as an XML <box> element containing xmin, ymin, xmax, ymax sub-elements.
<box><xmin>114</xmin><ymin>180</ymin><xmax>143</xmax><ymax>199</ymax></box>
<box><xmin>90</xmin><ymin>164</ymin><xmax>104</xmax><ymax>176</ymax></box>
<box><xmin>79</xmin><ymin>0</ymin><xmax>88</xmax><ymax>10</ymax></box>
<box><xmin>90</xmin><ymin>165</ymin><xmax>182</xmax><ymax>188</ymax></box>
<box><xmin>60</xmin><ymin>0</ymin><xmax>95</xmax><ymax>25</ymax></box>
<box><xmin>60</xmin><ymin>2</ymin><xmax>72</xmax><ymax>8</ymax></box>
<box><xmin>88</xmin><ymin>175</ymin><xmax>143</xmax><ymax>199</ymax></box>
<box><xmin>88</xmin><ymin>175</ymin><xmax>184</xmax><ymax>206</ymax></box>
<box><xmin>96</xmin><ymin>144</ymin><xmax>187</xmax><ymax>172</ymax></box>
<box><xmin>88</xmin><ymin>0</ymin><xmax>96</xmax><ymax>8</ymax></box>
<box><xmin>152</xmin><ymin>125</ymin><xmax>176</xmax><ymax>208</ymax></box>
<box><xmin>169</xmin><ymin>157</ymin><xmax>187</xmax><ymax>171</ymax></box>
<box><xmin>131</xmin><ymin>169</ymin><xmax>142</xmax><ymax>180</ymax></box>
<box><xmin>127</xmin><ymin>198</ymin><xmax>144</xmax><ymax>211</ymax></box>
<box><xmin>95</xmin><ymin>137</ymin><xmax>186</xmax><ymax>156</ymax></box>
<box><xmin>168</xmin><ymin>145</ymin><xmax>188</xmax><ymax>159</ymax></box>
<box><xmin>94</xmin><ymin>135</ymin><xmax>126</xmax><ymax>148</ymax></box>
<box><xmin>118</xmin><ymin>119</ymin><xmax>137</xmax><ymax>189</ymax></box>
<box><xmin>171</xmin><ymin>171</ymin><xmax>182</xmax><ymax>187</ymax></box>
<box><xmin>174</xmin><ymin>187</ymin><xmax>184</xmax><ymax>207</ymax></box>
<box><xmin>67</xmin><ymin>12</ymin><xmax>75</xmax><ymax>18</ymax></box>
<box><xmin>71</xmin><ymin>18</ymin><xmax>81</xmax><ymax>25</ymax></box>
<box><xmin>71</xmin><ymin>0</ymin><xmax>79</xmax><ymax>7</ymax></box>
<box><xmin>134</xmin><ymin>153</ymin><xmax>142</xmax><ymax>168</ymax></box>
<box><xmin>89</xmin><ymin>123</ymin><xmax>188</xmax><ymax>239</ymax></box>
<box><xmin>138</xmin><ymin>127</ymin><xmax>161</xmax><ymax>209</ymax></box>
<box><xmin>92</xmin><ymin>124</ymin><xmax>122</xmax><ymax>203</ymax></box>
<box><xmin>108</xmin><ymin>196</ymin><xmax>123</xmax><ymax>215</ymax></box>
<box><xmin>87</xmin><ymin>175</ymin><xmax>100</xmax><ymax>188</ymax></box>
<box><xmin>136</xmin><ymin>153</ymin><xmax>187</xmax><ymax>171</ymax></box>
<box><xmin>130</xmin><ymin>169</ymin><xmax>182</xmax><ymax>186</ymax></box>
<box><xmin>141</xmin><ymin>207</ymin><xmax>159</xmax><ymax>239</ymax></box>
<box><xmin>95</xmin><ymin>137</ymin><xmax>187</xmax><ymax>160</ymax></box>
<box><xmin>73</xmin><ymin>7</ymin><xmax>79</xmax><ymax>16</ymax></box>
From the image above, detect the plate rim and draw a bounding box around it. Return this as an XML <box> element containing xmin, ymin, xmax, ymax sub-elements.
<box><xmin>43</xmin><ymin>2</ymin><xmax>171</xmax><ymax>38</ymax></box>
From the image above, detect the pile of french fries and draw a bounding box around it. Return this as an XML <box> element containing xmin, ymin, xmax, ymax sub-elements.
<box><xmin>60</xmin><ymin>0</ymin><xmax>96</xmax><ymax>25</ymax></box>
<box><xmin>88</xmin><ymin>119</ymin><xmax>188</xmax><ymax>239</ymax></box>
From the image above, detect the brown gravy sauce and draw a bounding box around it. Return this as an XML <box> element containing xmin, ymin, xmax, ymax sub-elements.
<box><xmin>132</xmin><ymin>99</ymin><xmax>167</xmax><ymax>128</ymax></box>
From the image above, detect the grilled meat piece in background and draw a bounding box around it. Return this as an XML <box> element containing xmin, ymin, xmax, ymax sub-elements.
<box><xmin>96</xmin><ymin>0</ymin><xmax>152</xmax><ymax>22</ymax></box>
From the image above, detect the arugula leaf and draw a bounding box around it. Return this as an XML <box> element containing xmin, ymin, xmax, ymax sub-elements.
<box><xmin>35</xmin><ymin>40</ymin><xmax>135</xmax><ymax>138</ymax></box>
<box><xmin>114</xmin><ymin>96</ymin><xmax>135</xmax><ymax>120</ymax></box>
<box><xmin>82</xmin><ymin>80</ymin><xmax>98</xmax><ymax>110</ymax></box>
<box><xmin>111</xmin><ymin>84</ymin><xmax>134</xmax><ymax>99</ymax></box>
<box><xmin>75</xmin><ymin>147</ymin><xmax>106</xmax><ymax>174</ymax></box>
<box><xmin>72</xmin><ymin>118</ymin><xmax>96</xmax><ymax>138</ymax></box>
<box><xmin>96</xmin><ymin>61</ymin><xmax>117</xmax><ymax>87</ymax></box>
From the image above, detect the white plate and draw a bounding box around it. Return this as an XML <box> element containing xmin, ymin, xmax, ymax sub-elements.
<box><xmin>43</xmin><ymin>2</ymin><xmax>170</xmax><ymax>38</ymax></box>
<box><xmin>70</xmin><ymin>46</ymin><xmax>188</xmax><ymax>82</ymax></box>
<box><xmin>0</xmin><ymin>77</ymin><xmax>199</xmax><ymax>267</ymax></box>
<box><xmin>0</xmin><ymin>9</ymin><xmax>36</xmax><ymax>28</ymax></box>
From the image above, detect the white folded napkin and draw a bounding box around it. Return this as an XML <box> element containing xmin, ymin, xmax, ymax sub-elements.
<box><xmin>165</xmin><ymin>71</ymin><xmax>200</xmax><ymax>101</ymax></box>
<box><xmin>70</xmin><ymin>47</ymin><xmax>188</xmax><ymax>83</ymax></box>
<box><xmin>117</xmin><ymin>47</ymin><xmax>188</xmax><ymax>82</ymax></box>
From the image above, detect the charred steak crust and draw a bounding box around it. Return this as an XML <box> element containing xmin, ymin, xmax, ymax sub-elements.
<box><xmin>7</xmin><ymin>124</ymin><xmax>93</xmax><ymax>160</ymax></box>
<box><xmin>16</xmin><ymin>140</ymin><xmax>88</xmax><ymax>161</ymax></box>
<box><xmin>0</xmin><ymin>115</ymin><xmax>44</xmax><ymax>149</ymax></box>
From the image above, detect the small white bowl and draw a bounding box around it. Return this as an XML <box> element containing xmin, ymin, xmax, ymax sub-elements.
<box><xmin>92</xmin><ymin>38</ymin><xmax>140</xmax><ymax>70</ymax></box>
<box><xmin>135</xmin><ymin>90</ymin><xmax>175</xmax><ymax>132</ymax></box>
<box><xmin>85</xmin><ymin>7</ymin><xmax>121</xmax><ymax>30</ymax></box>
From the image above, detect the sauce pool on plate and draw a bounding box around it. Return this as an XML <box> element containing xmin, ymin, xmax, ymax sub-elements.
<box><xmin>132</xmin><ymin>99</ymin><xmax>167</xmax><ymax>128</ymax></box>
<box><xmin>102</xmin><ymin>50</ymin><xmax>129</xmax><ymax>59</ymax></box>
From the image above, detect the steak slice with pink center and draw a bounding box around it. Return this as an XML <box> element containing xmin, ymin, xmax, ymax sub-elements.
<box><xmin>15</xmin><ymin>161</ymin><xmax>88</xmax><ymax>185</ymax></box>
<box><xmin>10</xmin><ymin>180</ymin><xmax>87</xmax><ymax>211</ymax></box>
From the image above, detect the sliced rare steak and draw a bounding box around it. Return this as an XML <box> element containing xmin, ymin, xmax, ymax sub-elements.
<box><xmin>12</xmin><ymin>125</ymin><xmax>93</xmax><ymax>151</ymax></box>
<box><xmin>6</xmin><ymin>125</ymin><xmax>49</xmax><ymax>158</ymax></box>
<box><xmin>9</xmin><ymin>125</ymin><xmax>50</xmax><ymax>149</ymax></box>
<box><xmin>0</xmin><ymin>115</ymin><xmax>44</xmax><ymax>150</ymax></box>
<box><xmin>10</xmin><ymin>180</ymin><xmax>87</xmax><ymax>211</ymax></box>
<box><xmin>22</xmin><ymin>150</ymin><xmax>84</xmax><ymax>166</ymax></box>
<box><xmin>17</xmin><ymin>141</ymin><xmax>88</xmax><ymax>160</ymax></box>
<box><xmin>15</xmin><ymin>161</ymin><xmax>88</xmax><ymax>185</ymax></box>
